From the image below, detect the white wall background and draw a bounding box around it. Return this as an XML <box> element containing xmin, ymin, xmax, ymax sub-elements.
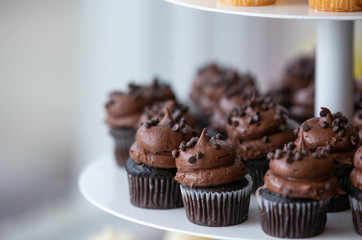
<box><xmin>0</xmin><ymin>0</ymin><xmax>361</xmax><ymax>238</ymax></box>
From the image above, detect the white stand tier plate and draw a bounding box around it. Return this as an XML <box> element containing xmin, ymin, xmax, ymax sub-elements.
<box><xmin>165</xmin><ymin>0</ymin><xmax>362</xmax><ymax>20</ymax></box>
<box><xmin>79</xmin><ymin>156</ymin><xmax>360</xmax><ymax>240</ymax></box>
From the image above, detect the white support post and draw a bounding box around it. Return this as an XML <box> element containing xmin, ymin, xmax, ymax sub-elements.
<box><xmin>315</xmin><ymin>21</ymin><xmax>354</xmax><ymax>119</ymax></box>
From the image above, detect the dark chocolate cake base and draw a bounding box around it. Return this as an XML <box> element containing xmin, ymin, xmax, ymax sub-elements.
<box><xmin>327</xmin><ymin>168</ymin><xmax>352</xmax><ymax>212</ymax></box>
<box><xmin>125</xmin><ymin>158</ymin><xmax>183</xmax><ymax>209</ymax></box>
<box><xmin>256</xmin><ymin>188</ymin><xmax>327</xmax><ymax>238</ymax></box>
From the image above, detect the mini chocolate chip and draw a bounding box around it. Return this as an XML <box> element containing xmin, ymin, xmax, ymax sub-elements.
<box><xmin>286</xmin><ymin>157</ymin><xmax>293</xmax><ymax>164</ymax></box>
<box><xmin>179</xmin><ymin>141</ymin><xmax>186</xmax><ymax>148</ymax></box>
<box><xmin>325</xmin><ymin>183</ymin><xmax>332</xmax><ymax>191</ymax></box>
<box><xmin>267</xmin><ymin>152</ymin><xmax>274</xmax><ymax>160</ymax></box>
<box><xmin>191</xmin><ymin>137</ymin><xmax>199</xmax><ymax>143</ymax></box>
<box><xmin>227</xmin><ymin>117</ymin><xmax>232</xmax><ymax>125</ymax></box>
<box><xmin>287</xmin><ymin>142</ymin><xmax>296</xmax><ymax>150</ymax></box>
<box><xmin>350</xmin><ymin>135</ymin><xmax>358</xmax><ymax>145</ymax></box>
<box><xmin>320</xmin><ymin>149</ymin><xmax>328</xmax><ymax>158</ymax></box>
<box><xmin>345</xmin><ymin>125</ymin><xmax>352</xmax><ymax>132</ymax></box>
<box><xmin>247</xmin><ymin>117</ymin><xmax>253</xmax><ymax>124</ymax></box>
<box><xmin>312</xmin><ymin>152</ymin><xmax>319</xmax><ymax>158</ymax></box>
<box><xmin>150</xmin><ymin>118</ymin><xmax>159</xmax><ymax>125</ymax></box>
<box><xmin>138</xmin><ymin>122</ymin><xmax>144</xmax><ymax>128</ymax></box>
<box><xmin>233</xmin><ymin>121</ymin><xmax>239</xmax><ymax>127</ymax></box>
<box><xmin>179</xmin><ymin>122</ymin><xmax>185</xmax><ymax>129</ymax></box>
<box><xmin>213</xmin><ymin>143</ymin><xmax>221</xmax><ymax>150</ymax></box>
<box><xmin>295</xmin><ymin>152</ymin><xmax>302</xmax><ymax>160</ymax></box>
<box><xmin>275</xmin><ymin>149</ymin><xmax>283</xmax><ymax>159</ymax></box>
<box><xmin>326</xmin><ymin>145</ymin><xmax>333</xmax><ymax>153</ymax></box>
<box><xmin>340</xmin><ymin>116</ymin><xmax>348</xmax><ymax>123</ymax></box>
<box><xmin>309</xmin><ymin>146</ymin><xmax>317</xmax><ymax>152</ymax></box>
<box><xmin>338</xmin><ymin>130</ymin><xmax>345</xmax><ymax>137</ymax></box>
<box><xmin>321</xmin><ymin>121</ymin><xmax>329</xmax><ymax>128</ymax></box>
<box><xmin>196</xmin><ymin>151</ymin><xmax>204</xmax><ymax>159</ymax></box>
<box><xmin>186</xmin><ymin>141</ymin><xmax>194</xmax><ymax>148</ymax></box>
<box><xmin>253</xmin><ymin>113</ymin><xmax>260</xmax><ymax>122</ymax></box>
<box><xmin>166</xmin><ymin>120</ymin><xmax>174</xmax><ymax>127</ymax></box>
<box><xmin>188</xmin><ymin>156</ymin><xmax>196</xmax><ymax>163</ymax></box>
<box><xmin>172</xmin><ymin>124</ymin><xmax>179</xmax><ymax>132</ymax></box>
<box><xmin>215</xmin><ymin>134</ymin><xmax>223</xmax><ymax>140</ymax></box>
<box><xmin>333</xmin><ymin>126</ymin><xmax>340</xmax><ymax>133</ymax></box>
<box><xmin>262</xmin><ymin>136</ymin><xmax>269</xmax><ymax>143</ymax></box>
<box><xmin>354</xmin><ymin>126</ymin><xmax>360</xmax><ymax>132</ymax></box>
<box><xmin>293</xmin><ymin>127</ymin><xmax>300</xmax><ymax>136</ymax></box>
<box><xmin>302</xmin><ymin>124</ymin><xmax>310</xmax><ymax>131</ymax></box>
<box><xmin>180</xmin><ymin>145</ymin><xmax>187</xmax><ymax>151</ymax></box>
<box><xmin>144</xmin><ymin>122</ymin><xmax>151</xmax><ymax>129</ymax></box>
<box><xmin>334</xmin><ymin>112</ymin><xmax>343</xmax><ymax>118</ymax></box>
<box><xmin>171</xmin><ymin>150</ymin><xmax>179</xmax><ymax>158</ymax></box>
<box><xmin>173</xmin><ymin>110</ymin><xmax>181</xmax><ymax>120</ymax></box>
<box><xmin>319</xmin><ymin>109</ymin><xmax>328</xmax><ymax>117</ymax></box>
<box><xmin>301</xmin><ymin>149</ymin><xmax>307</xmax><ymax>156</ymax></box>
<box><xmin>180</xmin><ymin>128</ymin><xmax>188</xmax><ymax>135</ymax></box>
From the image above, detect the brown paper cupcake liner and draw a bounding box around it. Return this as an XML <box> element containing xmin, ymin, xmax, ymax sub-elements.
<box><xmin>180</xmin><ymin>174</ymin><xmax>253</xmax><ymax>227</ymax></box>
<box><xmin>256</xmin><ymin>188</ymin><xmax>328</xmax><ymax>238</ymax></box>
<box><xmin>349</xmin><ymin>195</ymin><xmax>362</xmax><ymax>235</ymax></box>
<box><xmin>127</xmin><ymin>174</ymin><xmax>183</xmax><ymax>209</ymax></box>
<box><xmin>110</xmin><ymin>127</ymin><xmax>136</xmax><ymax>167</ymax></box>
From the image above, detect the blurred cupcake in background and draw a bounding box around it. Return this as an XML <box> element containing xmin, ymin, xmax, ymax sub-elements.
<box><xmin>226</xmin><ymin>94</ymin><xmax>298</xmax><ymax>192</ymax></box>
<box><xmin>189</xmin><ymin>62</ymin><xmax>257</xmax><ymax>129</ymax></box>
<box><xmin>105</xmin><ymin>78</ymin><xmax>175</xmax><ymax>166</ymax></box>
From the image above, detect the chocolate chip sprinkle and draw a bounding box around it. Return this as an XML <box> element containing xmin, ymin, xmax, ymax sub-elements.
<box><xmin>144</xmin><ymin>122</ymin><xmax>151</xmax><ymax>129</ymax></box>
<box><xmin>333</xmin><ymin>126</ymin><xmax>340</xmax><ymax>133</ymax></box>
<box><xmin>172</xmin><ymin>149</ymin><xmax>179</xmax><ymax>158</ymax></box>
<box><xmin>286</xmin><ymin>157</ymin><xmax>293</xmax><ymax>164</ymax></box>
<box><xmin>319</xmin><ymin>109</ymin><xmax>328</xmax><ymax>117</ymax></box>
<box><xmin>186</xmin><ymin>141</ymin><xmax>194</xmax><ymax>148</ymax></box>
<box><xmin>215</xmin><ymin>134</ymin><xmax>223</xmax><ymax>140</ymax></box>
<box><xmin>233</xmin><ymin>121</ymin><xmax>239</xmax><ymax>127</ymax></box>
<box><xmin>293</xmin><ymin>127</ymin><xmax>300</xmax><ymax>136</ymax></box>
<box><xmin>350</xmin><ymin>135</ymin><xmax>358</xmax><ymax>145</ymax></box>
<box><xmin>275</xmin><ymin>149</ymin><xmax>283</xmax><ymax>159</ymax></box>
<box><xmin>302</xmin><ymin>124</ymin><xmax>310</xmax><ymax>131</ymax></box>
<box><xmin>188</xmin><ymin>156</ymin><xmax>196</xmax><ymax>163</ymax></box>
<box><xmin>309</xmin><ymin>146</ymin><xmax>317</xmax><ymax>152</ymax></box>
<box><xmin>338</xmin><ymin>130</ymin><xmax>345</xmax><ymax>137</ymax></box>
<box><xmin>321</xmin><ymin>121</ymin><xmax>329</xmax><ymax>128</ymax></box>
<box><xmin>181</xmin><ymin>128</ymin><xmax>189</xmax><ymax>135</ymax></box>
<box><xmin>196</xmin><ymin>151</ymin><xmax>204</xmax><ymax>159</ymax></box>
<box><xmin>172</xmin><ymin>124</ymin><xmax>179</xmax><ymax>132</ymax></box>
<box><xmin>213</xmin><ymin>143</ymin><xmax>221</xmax><ymax>150</ymax></box>
<box><xmin>267</xmin><ymin>152</ymin><xmax>274</xmax><ymax>160</ymax></box>
<box><xmin>326</xmin><ymin>145</ymin><xmax>333</xmax><ymax>153</ymax></box>
<box><xmin>312</xmin><ymin>152</ymin><xmax>319</xmax><ymax>158</ymax></box>
<box><xmin>287</xmin><ymin>142</ymin><xmax>296</xmax><ymax>150</ymax></box>
<box><xmin>294</xmin><ymin>152</ymin><xmax>302</xmax><ymax>160</ymax></box>
<box><xmin>262</xmin><ymin>136</ymin><xmax>269</xmax><ymax>143</ymax></box>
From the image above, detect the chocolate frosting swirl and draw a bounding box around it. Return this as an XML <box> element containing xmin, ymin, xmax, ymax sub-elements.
<box><xmin>294</xmin><ymin>107</ymin><xmax>359</xmax><ymax>174</ymax></box>
<box><xmin>138</xmin><ymin>100</ymin><xmax>198</xmax><ymax>128</ymax></box>
<box><xmin>190</xmin><ymin>63</ymin><xmax>256</xmax><ymax>115</ymax></box>
<box><xmin>226</xmin><ymin>95</ymin><xmax>298</xmax><ymax>160</ymax></box>
<box><xmin>263</xmin><ymin>141</ymin><xmax>341</xmax><ymax>200</ymax></box>
<box><xmin>350</xmin><ymin>146</ymin><xmax>362</xmax><ymax>190</ymax></box>
<box><xmin>105</xmin><ymin>79</ymin><xmax>175</xmax><ymax>128</ymax></box>
<box><xmin>129</xmin><ymin>109</ymin><xmax>194</xmax><ymax>168</ymax></box>
<box><xmin>174</xmin><ymin>129</ymin><xmax>247</xmax><ymax>187</ymax></box>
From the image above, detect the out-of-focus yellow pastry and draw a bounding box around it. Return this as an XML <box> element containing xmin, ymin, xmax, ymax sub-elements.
<box><xmin>218</xmin><ymin>0</ymin><xmax>276</xmax><ymax>6</ymax></box>
<box><xmin>308</xmin><ymin>0</ymin><xmax>362</xmax><ymax>12</ymax></box>
<box><xmin>163</xmin><ymin>231</ymin><xmax>212</xmax><ymax>240</ymax></box>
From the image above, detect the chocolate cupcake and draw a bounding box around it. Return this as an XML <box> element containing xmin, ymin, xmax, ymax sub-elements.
<box><xmin>139</xmin><ymin>100</ymin><xmax>199</xmax><ymax>130</ymax></box>
<box><xmin>105</xmin><ymin>79</ymin><xmax>175</xmax><ymax>166</ymax></box>
<box><xmin>350</xmin><ymin>146</ymin><xmax>362</xmax><ymax>235</ymax></box>
<box><xmin>257</xmin><ymin>142</ymin><xmax>341</xmax><ymax>238</ymax></box>
<box><xmin>294</xmin><ymin>107</ymin><xmax>360</xmax><ymax>212</ymax></box>
<box><xmin>289</xmin><ymin>81</ymin><xmax>314</xmax><ymax>123</ymax></box>
<box><xmin>126</xmin><ymin>109</ymin><xmax>194</xmax><ymax>209</ymax></box>
<box><xmin>225</xmin><ymin>94</ymin><xmax>298</xmax><ymax>192</ymax></box>
<box><xmin>174</xmin><ymin>129</ymin><xmax>252</xmax><ymax>226</ymax></box>
<box><xmin>189</xmin><ymin>63</ymin><xmax>256</xmax><ymax>121</ymax></box>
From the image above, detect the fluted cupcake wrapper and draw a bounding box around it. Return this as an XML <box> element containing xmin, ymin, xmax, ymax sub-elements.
<box><xmin>110</xmin><ymin>127</ymin><xmax>136</xmax><ymax>167</ymax></box>
<box><xmin>256</xmin><ymin>188</ymin><xmax>328</xmax><ymax>238</ymax></box>
<box><xmin>180</xmin><ymin>174</ymin><xmax>253</xmax><ymax>227</ymax></box>
<box><xmin>127</xmin><ymin>174</ymin><xmax>183</xmax><ymax>209</ymax></box>
<box><xmin>308</xmin><ymin>0</ymin><xmax>362</xmax><ymax>12</ymax></box>
<box><xmin>349</xmin><ymin>195</ymin><xmax>362</xmax><ymax>235</ymax></box>
<box><xmin>326</xmin><ymin>169</ymin><xmax>352</xmax><ymax>212</ymax></box>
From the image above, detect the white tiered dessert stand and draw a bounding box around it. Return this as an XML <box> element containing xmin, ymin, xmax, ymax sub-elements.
<box><xmin>79</xmin><ymin>1</ymin><xmax>362</xmax><ymax>239</ymax></box>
